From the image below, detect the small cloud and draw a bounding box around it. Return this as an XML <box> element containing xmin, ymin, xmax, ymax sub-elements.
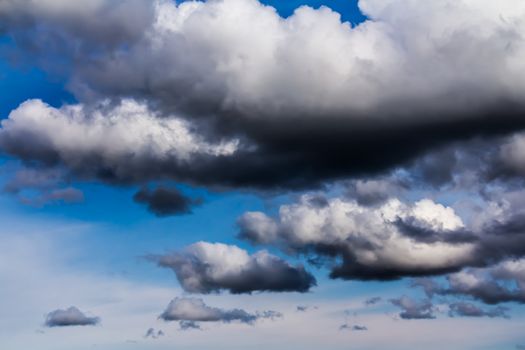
<box><xmin>296</xmin><ymin>305</ymin><xmax>318</xmax><ymax>312</ymax></box>
<box><xmin>160</xmin><ymin>297</ymin><xmax>281</xmax><ymax>327</ymax></box>
<box><xmin>365</xmin><ymin>297</ymin><xmax>382</xmax><ymax>306</ymax></box>
<box><xmin>144</xmin><ymin>328</ymin><xmax>164</xmax><ymax>339</ymax></box>
<box><xmin>390</xmin><ymin>296</ymin><xmax>435</xmax><ymax>320</ymax></box>
<box><xmin>44</xmin><ymin>306</ymin><xmax>100</xmax><ymax>327</ymax></box>
<box><xmin>133</xmin><ymin>186</ymin><xmax>202</xmax><ymax>217</ymax></box>
<box><xmin>340</xmin><ymin>324</ymin><xmax>368</xmax><ymax>331</ymax></box>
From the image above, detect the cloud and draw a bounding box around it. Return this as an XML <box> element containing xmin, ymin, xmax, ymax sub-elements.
<box><xmin>2</xmin><ymin>167</ymin><xmax>84</xmax><ymax>207</ymax></box>
<box><xmin>144</xmin><ymin>327</ymin><xmax>164</xmax><ymax>339</ymax></box>
<box><xmin>44</xmin><ymin>306</ymin><xmax>100</xmax><ymax>327</ymax></box>
<box><xmin>179</xmin><ymin>320</ymin><xmax>201</xmax><ymax>331</ymax></box>
<box><xmin>133</xmin><ymin>186</ymin><xmax>202</xmax><ymax>217</ymax></box>
<box><xmin>159</xmin><ymin>297</ymin><xmax>281</xmax><ymax>327</ymax></box>
<box><xmin>340</xmin><ymin>324</ymin><xmax>368</xmax><ymax>331</ymax></box>
<box><xmin>2</xmin><ymin>0</ymin><xmax>525</xmax><ymax>190</ymax></box>
<box><xmin>150</xmin><ymin>242</ymin><xmax>316</xmax><ymax>294</ymax></box>
<box><xmin>239</xmin><ymin>194</ymin><xmax>475</xmax><ymax>281</ymax></box>
<box><xmin>296</xmin><ymin>305</ymin><xmax>318</xmax><ymax>312</ymax></box>
<box><xmin>0</xmin><ymin>99</ymin><xmax>239</xmax><ymax>185</ymax></box>
<box><xmin>365</xmin><ymin>297</ymin><xmax>382</xmax><ymax>306</ymax></box>
<box><xmin>390</xmin><ymin>296</ymin><xmax>435</xmax><ymax>320</ymax></box>
<box><xmin>448</xmin><ymin>302</ymin><xmax>509</xmax><ymax>319</ymax></box>
<box><xmin>414</xmin><ymin>259</ymin><xmax>525</xmax><ymax>305</ymax></box>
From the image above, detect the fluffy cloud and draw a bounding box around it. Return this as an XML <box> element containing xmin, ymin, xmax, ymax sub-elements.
<box><xmin>239</xmin><ymin>195</ymin><xmax>476</xmax><ymax>280</ymax></box>
<box><xmin>150</xmin><ymin>242</ymin><xmax>316</xmax><ymax>294</ymax></box>
<box><xmin>0</xmin><ymin>99</ymin><xmax>239</xmax><ymax>184</ymax></box>
<box><xmin>159</xmin><ymin>297</ymin><xmax>281</xmax><ymax>328</ymax></box>
<box><xmin>2</xmin><ymin>0</ymin><xmax>525</xmax><ymax>189</ymax></box>
<box><xmin>390</xmin><ymin>296</ymin><xmax>435</xmax><ymax>320</ymax></box>
<box><xmin>44</xmin><ymin>306</ymin><xmax>100</xmax><ymax>327</ymax></box>
<box><xmin>133</xmin><ymin>186</ymin><xmax>202</xmax><ymax>216</ymax></box>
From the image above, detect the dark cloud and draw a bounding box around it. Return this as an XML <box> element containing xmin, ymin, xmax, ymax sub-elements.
<box><xmin>179</xmin><ymin>320</ymin><xmax>201</xmax><ymax>331</ymax></box>
<box><xmin>133</xmin><ymin>186</ymin><xmax>202</xmax><ymax>217</ymax></box>
<box><xmin>150</xmin><ymin>242</ymin><xmax>316</xmax><ymax>294</ymax></box>
<box><xmin>390</xmin><ymin>296</ymin><xmax>435</xmax><ymax>320</ymax></box>
<box><xmin>2</xmin><ymin>1</ymin><xmax>525</xmax><ymax>192</ymax></box>
<box><xmin>448</xmin><ymin>302</ymin><xmax>509</xmax><ymax>319</ymax></box>
<box><xmin>159</xmin><ymin>297</ymin><xmax>281</xmax><ymax>326</ymax></box>
<box><xmin>44</xmin><ymin>306</ymin><xmax>100</xmax><ymax>327</ymax></box>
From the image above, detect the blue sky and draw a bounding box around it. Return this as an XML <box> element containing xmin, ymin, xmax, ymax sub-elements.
<box><xmin>1</xmin><ymin>1</ymin><xmax>525</xmax><ymax>349</ymax></box>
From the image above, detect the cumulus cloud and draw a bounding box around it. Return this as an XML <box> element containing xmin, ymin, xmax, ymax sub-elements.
<box><xmin>238</xmin><ymin>186</ymin><xmax>525</xmax><ymax>283</ymax></box>
<box><xmin>2</xmin><ymin>0</ymin><xmax>525</xmax><ymax>189</ymax></box>
<box><xmin>390</xmin><ymin>296</ymin><xmax>435</xmax><ymax>320</ymax></box>
<box><xmin>150</xmin><ymin>242</ymin><xmax>316</xmax><ymax>294</ymax></box>
<box><xmin>133</xmin><ymin>186</ymin><xmax>202</xmax><ymax>217</ymax></box>
<box><xmin>448</xmin><ymin>302</ymin><xmax>509</xmax><ymax>319</ymax></box>
<box><xmin>239</xmin><ymin>194</ymin><xmax>477</xmax><ymax>280</ymax></box>
<box><xmin>159</xmin><ymin>297</ymin><xmax>281</xmax><ymax>328</ymax></box>
<box><xmin>44</xmin><ymin>306</ymin><xmax>100</xmax><ymax>327</ymax></box>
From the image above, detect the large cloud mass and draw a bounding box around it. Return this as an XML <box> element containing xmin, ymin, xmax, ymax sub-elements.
<box><xmin>1</xmin><ymin>0</ymin><xmax>525</xmax><ymax>188</ymax></box>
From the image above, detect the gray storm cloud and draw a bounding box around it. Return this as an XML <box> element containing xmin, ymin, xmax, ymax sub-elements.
<box><xmin>1</xmin><ymin>0</ymin><xmax>525</xmax><ymax>189</ymax></box>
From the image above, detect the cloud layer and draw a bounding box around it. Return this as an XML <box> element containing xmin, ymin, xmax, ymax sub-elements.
<box><xmin>2</xmin><ymin>0</ymin><xmax>525</xmax><ymax>189</ymax></box>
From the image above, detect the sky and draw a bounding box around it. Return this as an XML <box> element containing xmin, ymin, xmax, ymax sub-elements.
<box><xmin>1</xmin><ymin>0</ymin><xmax>525</xmax><ymax>349</ymax></box>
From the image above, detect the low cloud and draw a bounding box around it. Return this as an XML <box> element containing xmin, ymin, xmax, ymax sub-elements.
<box><xmin>159</xmin><ymin>297</ymin><xmax>282</xmax><ymax>328</ymax></box>
<box><xmin>365</xmin><ymin>297</ymin><xmax>382</xmax><ymax>306</ymax></box>
<box><xmin>44</xmin><ymin>306</ymin><xmax>100</xmax><ymax>327</ymax></box>
<box><xmin>413</xmin><ymin>259</ymin><xmax>525</xmax><ymax>305</ymax></box>
<box><xmin>150</xmin><ymin>242</ymin><xmax>316</xmax><ymax>294</ymax></box>
<box><xmin>390</xmin><ymin>296</ymin><xmax>435</xmax><ymax>320</ymax></box>
<box><xmin>144</xmin><ymin>328</ymin><xmax>164</xmax><ymax>339</ymax></box>
<box><xmin>448</xmin><ymin>302</ymin><xmax>509</xmax><ymax>319</ymax></box>
<box><xmin>340</xmin><ymin>324</ymin><xmax>368</xmax><ymax>331</ymax></box>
